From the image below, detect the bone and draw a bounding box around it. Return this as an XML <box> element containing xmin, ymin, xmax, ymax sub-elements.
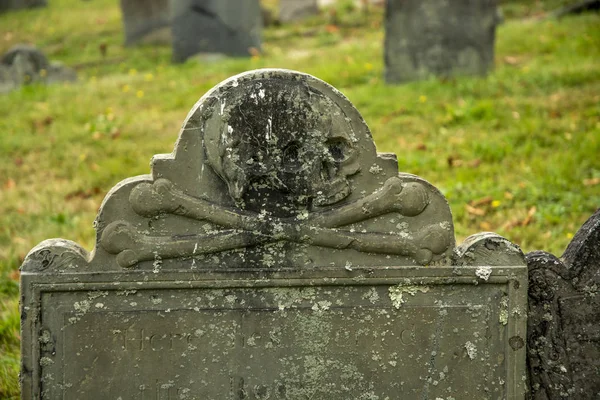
<box><xmin>100</xmin><ymin>221</ymin><xmax>269</xmax><ymax>268</ymax></box>
<box><xmin>307</xmin><ymin>177</ymin><xmax>429</xmax><ymax>227</ymax></box>
<box><xmin>130</xmin><ymin>177</ymin><xmax>430</xmax><ymax>232</ymax></box>
<box><xmin>101</xmin><ymin>219</ymin><xmax>450</xmax><ymax>268</ymax></box>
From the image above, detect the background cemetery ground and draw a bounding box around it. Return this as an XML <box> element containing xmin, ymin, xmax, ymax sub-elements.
<box><xmin>0</xmin><ymin>0</ymin><xmax>598</xmax><ymax>397</ymax></box>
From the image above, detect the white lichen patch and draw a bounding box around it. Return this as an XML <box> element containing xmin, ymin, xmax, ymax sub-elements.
<box><xmin>369</xmin><ymin>164</ymin><xmax>383</xmax><ymax>174</ymax></box>
<box><xmin>475</xmin><ymin>266</ymin><xmax>493</xmax><ymax>281</ymax></box>
<box><xmin>73</xmin><ymin>300</ymin><xmax>91</xmax><ymax>313</ymax></box>
<box><xmin>464</xmin><ymin>341</ymin><xmax>477</xmax><ymax>360</ymax></box>
<box><xmin>388</xmin><ymin>285</ymin><xmax>429</xmax><ymax>309</ymax></box>
<box><xmin>499</xmin><ymin>295</ymin><xmax>509</xmax><ymax>325</ymax></box>
<box><xmin>40</xmin><ymin>356</ymin><xmax>54</xmax><ymax>366</ymax></box>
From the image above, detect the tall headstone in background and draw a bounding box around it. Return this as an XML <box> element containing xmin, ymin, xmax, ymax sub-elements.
<box><xmin>0</xmin><ymin>0</ymin><xmax>46</xmax><ymax>12</ymax></box>
<box><xmin>20</xmin><ymin>69</ymin><xmax>528</xmax><ymax>399</ymax></box>
<box><xmin>527</xmin><ymin>209</ymin><xmax>600</xmax><ymax>399</ymax></box>
<box><xmin>384</xmin><ymin>0</ymin><xmax>498</xmax><ymax>83</ymax></box>
<box><xmin>171</xmin><ymin>0</ymin><xmax>262</xmax><ymax>63</ymax></box>
<box><xmin>280</xmin><ymin>0</ymin><xmax>319</xmax><ymax>23</ymax></box>
<box><xmin>120</xmin><ymin>0</ymin><xmax>171</xmax><ymax>46</ymax></box>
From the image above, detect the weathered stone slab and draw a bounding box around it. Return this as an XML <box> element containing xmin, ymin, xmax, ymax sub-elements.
<box><xmin>120</xmin><ymin>0</ymin><xmax>171</xmax><ymax>46</ymax></box>
<box><xmin>527</xmin><ymin>209</ymin><xmax>600</xmax><ymax>399</ymax></box>
<box><xmin>170</xmin><ymin>0</ymin><xmax>262</xmax><ymax>62</ymax></box>
<box><xmin>21</xmin><ymin>69</ymin><xmax>527</xmax><ymax>399</ymax></box>
<box><xmin>280</xmin><ymin>0</ymin><xmax>319</xmax><ymax>23</ymax></box>
<box><xmin>384</xmin><ymin>0</ymin><xmax>498</xmax><ymax>83</ymax></box>
<box><xmin>1</xmin><ymin>45</ymin><xmax>76</xmax><ymax>94</ymax></box>
<box><xmin>0</xmin><ymin>0</ymin><xmax>46</xmax><ymax>12</ymax></box>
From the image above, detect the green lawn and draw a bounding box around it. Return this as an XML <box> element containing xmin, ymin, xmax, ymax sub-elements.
<box><xmin>0</xmin><ymin>0</ymin><xmax>599</xmax><ymax>397</ymax></box>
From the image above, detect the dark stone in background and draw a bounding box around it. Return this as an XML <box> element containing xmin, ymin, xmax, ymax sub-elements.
<box><xmin>120</xmin><ymin>0</ymin><xmax>171</xmax><ymax>46</ymax></box>
<box><xmin>527</xmin><ymin>209</ymin><xmax>600</xmax><ymax>399</ymax></box>
<box><xmin>384</xmin><ymin>0</ymin><xmax>498</xmax><ymax>83</ymax></box>
<box><xmin>0</xmin><ymin>0</ymin><xmax>46</xmax><ymax>12</ymax></box>
<box><xmin>171</xmin><ymin>0</ymin><xmax>262</xmax><ymax>63</ymax></box>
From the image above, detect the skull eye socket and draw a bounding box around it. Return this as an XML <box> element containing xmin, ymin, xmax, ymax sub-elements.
<box><xmin>326</xmin><ymin>138</ymin><xmax>350</xmax><ymax>162</ymax></box>
<box><xmin>282</xmin><ymin>141</ymin><xmax>302</xmax><ymax>172</ymax></box>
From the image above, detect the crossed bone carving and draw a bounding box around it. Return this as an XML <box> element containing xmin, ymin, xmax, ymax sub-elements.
<box><xmin>100</xmin><ymin>177</ymin><xmax>450</xmax><ymax>268</ymax></box>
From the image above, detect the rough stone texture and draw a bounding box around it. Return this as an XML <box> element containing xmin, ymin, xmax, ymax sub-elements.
<box><xmin>384</xmin><ymin>0</ymin><xmax>498</xmax><ymax>84</ymax></box>
<box><xmin>0</xmin><ymin>0</ymin><xmax>46</xmax><ymax>12</ymax></box>
<box><xmin>0</xmin><ymin>45</ymin><xmax>76</xmax><ymax>94</ymax></box>
<box><xmin>170</xmin><ymin>0</ymin><xmax>262</xmax><ymax>63</ymax></box>
<box><xmin>280</xmin><ymin>0</ymin><xmax>319</xmax><ymax>23</ymax></box>
<box><xmin>20</xmin><ymin>69</ymin><xmax>528</xmax><ymax>399</ymax></box>
<box><xmin>527</xmin><ymin>209</ymin><xmax>600</xmax><ymax>400</ymax></box>
<box><xmin>120</xmin><ymin>0</ymin><xmax>171</xmax><ymax>46</ymax></box>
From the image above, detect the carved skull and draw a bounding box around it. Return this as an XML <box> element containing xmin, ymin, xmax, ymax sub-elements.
<box><xmin>205</xmin><ymin>78</ymin><xmax>360</xmax><ymax>212</ymax></box>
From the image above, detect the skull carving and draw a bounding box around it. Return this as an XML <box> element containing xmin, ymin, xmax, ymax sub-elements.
<box><xmin>205</xmin><ymin>78</ymin><xmax>360</xmax><ymax>214</ymax></box>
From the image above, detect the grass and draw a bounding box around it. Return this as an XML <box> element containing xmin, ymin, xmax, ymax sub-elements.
<box><xmin>0</xmin><ymin>0</ymin><xmax>599</xmax><ymax>397</ymax></box>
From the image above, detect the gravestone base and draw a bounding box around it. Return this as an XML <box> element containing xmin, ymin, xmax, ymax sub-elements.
<box><xmin>21</xmin><ymin>262</ymin><xmax>527</xmax><ymax>399</ymax></box>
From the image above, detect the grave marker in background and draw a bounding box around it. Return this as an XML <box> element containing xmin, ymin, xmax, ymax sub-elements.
<box><xmin>120</xmin><ymin>0</ymin><xmax>171</xmax><ymax>46</ymax></box>
<box><xmin>171</xmin><ymin>0</ymin><xmax>262</xmax><ymax>63</ymax></box>
<box><xmin>20</xmin><ymin>69</ymin><xmax>527</xmax><ymax>399</ymax></box>
<box><xmin>0</xmin><ymin>0</ymin><xmax>46</xmax><ymax>12</ymax></box>
<box><xmin>280</xmin><ymin>0</ymin><xmax>319</xmax><ymax>23</ymax></box>
<box><xmin>384</xmin><ymin>0</ymin><xmax>498</xmax><ymax>83</ymax></box>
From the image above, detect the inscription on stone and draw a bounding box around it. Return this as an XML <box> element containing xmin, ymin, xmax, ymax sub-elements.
<box><xmin>21</xmin><ymin>69</ymin><xmax>527</xmax><ymax>399</ymax></box>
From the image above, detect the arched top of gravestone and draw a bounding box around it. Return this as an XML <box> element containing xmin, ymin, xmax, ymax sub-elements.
<box><xmin>22</xmin><ymin>69</ymin><xmax>482</xmax><ymax>273</ymax></box>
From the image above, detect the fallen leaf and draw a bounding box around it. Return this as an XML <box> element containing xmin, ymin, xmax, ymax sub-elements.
<box><xmin>9</xmin><ymin>269</ymin><xmax>20</xmax><ymax>282</ymax></box>
<box><xmin>470</xmin><ymin>196</ymin><xmax>493</xmax><ymax>207</ymax></box>
<box><xmin>415</xmin><ymin>143</ymin><xmax>427</xmax><ymax>151</ymax></box>
<box><xmin>469</xmin><ymin>159</ymin><xmax>482</xmax><ymax>168</ymax></box>
<box><xmin>4</xmin><ymin>178</ymin><xmax>16</xmax><ymax>190</ymax></box>
<box><xmin>325</xmin><ymin>24</ymin><xmax>339</xmax><ymax>34</ymax></box>
<box><xmin>522</xmin><ymin>206</ymin><xmax>536</xmax><ymax>226</ymax></box>
<box><xmin>14</xmin><ymin>157</ymin><xmax>23</xmax><ymax>167</ymax></box>
<box><xmin>479</xmin><ymin>221</ymin><xmax>492</xmax><ymax>231</ymax></box>
<box><xmin>447</xmin><ymin>155</ymin><xmax>463</xmax><ymax>168</ymax></box>
<box><xmin>503</xmin><ymin>56</ymin><xmax>519</xmax><ymax>65</ymax></box>
<box><xmin>583</xmin><ymin>177</ymin><xmax>600</xmax><ymax>186</ymax></box>
<box><xmin>465</xmin><ymin>204</ymin><xmax>486</xmax><ymax>216</ymax></box>
<box><xmin>504</xmin><ymin>191</ymin><xmax>514</xmax><ymax>200</ymax></box>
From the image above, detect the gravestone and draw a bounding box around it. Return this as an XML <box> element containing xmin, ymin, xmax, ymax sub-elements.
<box><xmin>21</xmin><ymin>69</ymin><xmax>527</xmax><ymax>399</ymax></box>
<box><xmin>384</xmin><ymin>0</ymin><xmax>498</xmax><ymax>83</ymax></box>
<box><xmin>120</xmin><ymin>0</ymin><xmax>171</xmax><ymax>46</ymax></box>
<box><xmin>527</xmin><ymin>209</ymin><xmax>600</xmax><ymax>399</ymax></box>
<box><xmin>280</xmin><ymin>0</ymin><xmax>319</xmax><ymax>23</ymax></box>
<box><xmin>170</xmin><ymin>0</ymin><xmax>262</xmax><ymax>63</ymax></box>
<box><xmin>0</xmin><ymin>0</ymin><xmax>46</xmax><ymax>12</ymax></box>
<box><xmin>0</xmin><ymin>45</ymin><xmax>76</xmax><ymax>94</ymax></box>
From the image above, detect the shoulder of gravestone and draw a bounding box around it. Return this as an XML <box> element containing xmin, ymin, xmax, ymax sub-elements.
<box><xmin>452</xmin><ymin>231</ymin><xmax>526</xmax><ymax>267</ymax></box>
<box><xmin>395</xmin><ymin>172</ymin><xmax>456</xmax><ymax>262</ymax></box>
<box><xmin>561</xmin><ymin>208</ymin><xmax>600</xmax><ymax>283</ymax></box>
<box><xmin>92</xmin><ymin>173</ymin><xmax>154</xmax><ymax>246</ymax></box>
<box><xmin>20</xmin><ymin>238</ymin><xmax>90</xmax><ymax>273</ymax></box>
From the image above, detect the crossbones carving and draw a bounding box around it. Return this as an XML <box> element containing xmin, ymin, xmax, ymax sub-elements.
<box><xmin>100</xmin><ymin>177</ymin><xmax>451</xmax><ymax>268</ymax></box>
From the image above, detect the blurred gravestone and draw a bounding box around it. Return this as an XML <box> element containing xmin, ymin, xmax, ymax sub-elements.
<box><xmin>0</xmin><ymin>45</ymin><xmax>76</xmax><ymax>94</ymax></box>
<box><xmin>385</xmin><ymin>0</ymin><xmax>498</xmax><ymax>83</ymax></box>
<box><xmin>280</xmin><ymin>0</ymin><xmax>319</xmax><ymax>22</ymax></box>
<box><xmin>170</xmin><ymin>0</ymin><xmax>262</xmax><ymax>63</ymax></box>
<box><xmin>0</xmin><ymin>0</ymin><xmax>46</xmax><ymax>12</ymax></box>
<box><xmin>120</xmin><ymin>0</ymin><xmax>171</xmax><ymax>46</ymax></box>
<box><xmin>527</xmin><ymin>209</ymin><xmax>600</xmax><ymax>399</ymax></box>
<box><xmin>20</xmin><ymin>69</ymin><xmax>528</xmax><ymax>399</ymax></box>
